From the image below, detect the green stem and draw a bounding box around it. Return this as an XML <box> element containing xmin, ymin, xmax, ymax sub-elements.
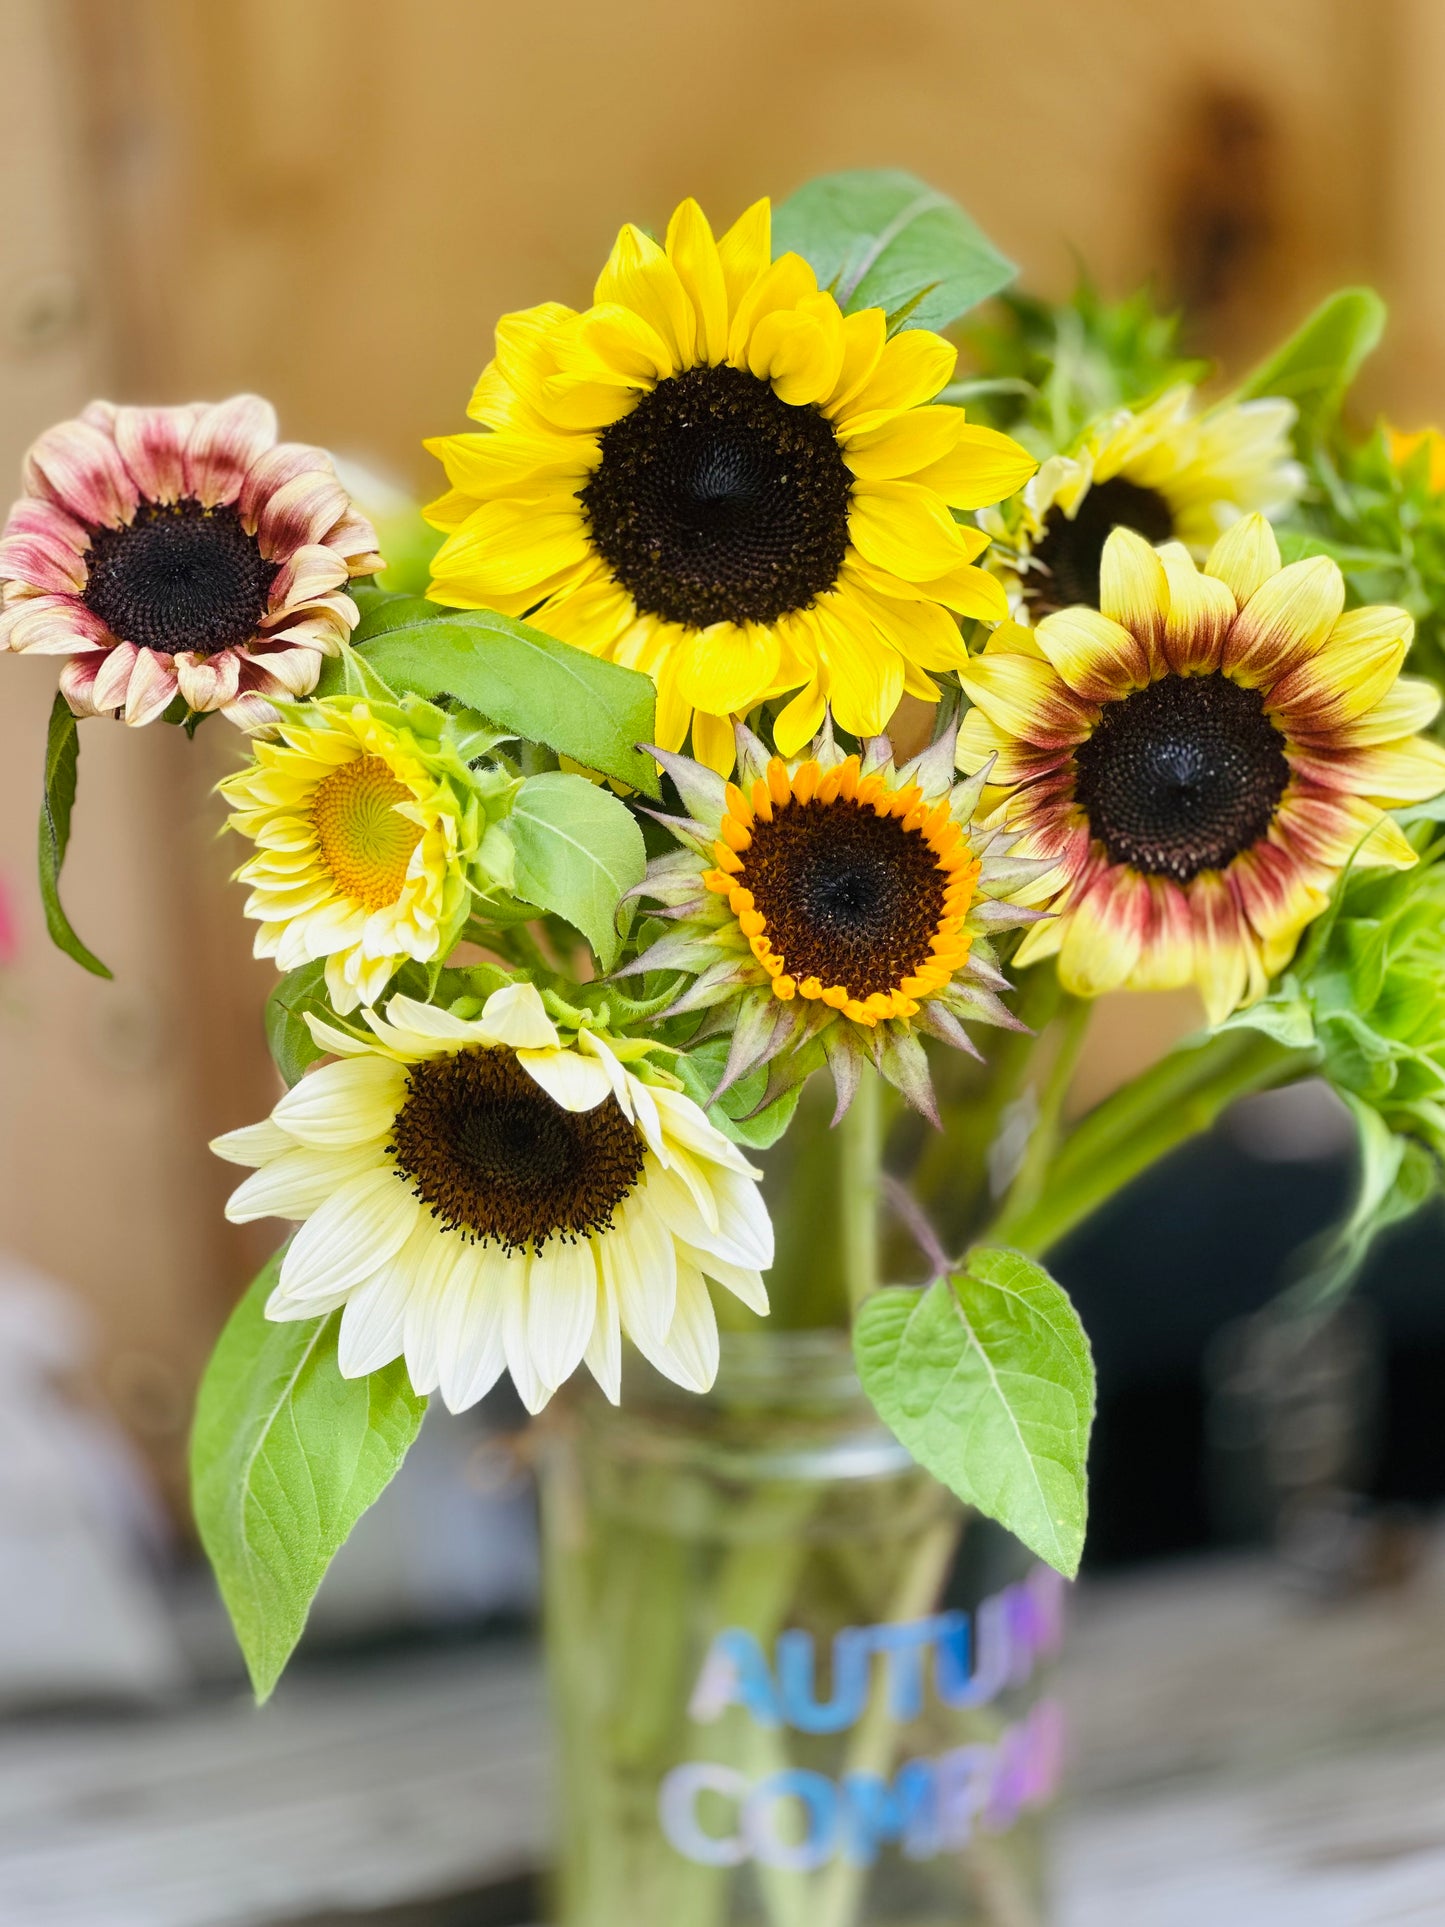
<box><xmin>840</xmin><ymin>1069</ymin><xmax>882</xmax><ymax>1314</ymax></box>
<box><xmin>993</xmin><ymin>992</ymin><xmax>1092</xmax><ymax>1231</ymax></box>
<box><xmin>986</xmin><ymin>1028</ymin><xmax>1317</xmax><ymax>1258</ymax></box>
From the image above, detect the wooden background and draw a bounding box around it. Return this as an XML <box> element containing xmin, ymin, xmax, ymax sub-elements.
<box><xmin>0</xmin><ymin>0</ymin><xmax>1440</xmax><ymax>1507</ymax></box>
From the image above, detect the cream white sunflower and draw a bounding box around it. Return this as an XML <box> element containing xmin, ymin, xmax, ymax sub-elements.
<box><xmin>212</xmin><ymin>983</ymin><xmax>773</xmax><ymax>1413</ymax></box>
<box><xmin>985</xmin><ymin>385</ymin><xmax>1303</xmax><ymax>620</ymax></box>
<box><xmin>219</xmin><ymin>694</ymin><xmax>519</xmax><ymax>1013</ymax></box>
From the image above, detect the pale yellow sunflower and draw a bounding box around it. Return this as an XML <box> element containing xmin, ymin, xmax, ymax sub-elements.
<box><xmin>989</xmin><ymin>386</ymin><xmax>1302</xmax><ymax>620</ymax></box>
<box><xmin>219</xmin><ymin>695</ymin><xmax>518</xmax><ymax>1013</ymax></box>
<box><xmin>425</xmin><ymin>198</ymin><xmax>1035</xmax><ymax>773</ymax></box>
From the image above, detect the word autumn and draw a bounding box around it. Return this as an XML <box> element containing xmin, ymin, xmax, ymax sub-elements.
<box><xmin>659</xmin><ymin>1564</ymin><xmax>1065</xmax><ymax>1872</ymax></box>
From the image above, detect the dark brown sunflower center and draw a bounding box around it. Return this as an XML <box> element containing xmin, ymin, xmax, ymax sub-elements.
<box><xmin>389</xmin><ymin>1046</ymin><xmax>646</xmax><ymax>1252</ymax></box>
<box><xmin>1073</xmin><ymin>672</ymin><xmax>1290</xmax><ymax>883</ymax></box>
<box><xmin>741</xmin><ymin>796</ymin><xmax>948</xmax><ymax>997</ymax></box>
<box><xmin>580</xmin><ymin>364</ymin><xmax>853</xmax><ymax>628</ymax></box>
<box><xmin>1025</xmin><ymin>478</ymin><xmax>1174</xmax><ymax>614</ymax></box>
<box><xmin>82</xmin><ymin>499</ymin><xmax>277</xmax><ymax>657</ymax></box>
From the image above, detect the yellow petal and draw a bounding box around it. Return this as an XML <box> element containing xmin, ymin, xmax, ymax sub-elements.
<box><xmin>691</xmin><ymin>707</ymin><xmax>738</xmax><ymax>774</ymax></box>
<box><xmin>829</xmin><ymin>328</ymin><xmax>956</xmax><ymax>425</ymax></box>
<box><xmin>746</xmin><ymin>294</ymin><xmax>846</xmax><ymax>407</ymax></box>
<box><xmin>1034</xmin><ymin>606</ymin><xmax>1150</xmax><ymax>703</ymax></box>
<box><xmin>1158</xmin><ymin>541</ymin><xmax>1235</xmax><ymax>675</ymax></box>
<box><xmin>958</xmin><ymin>648</ymin><xmax>1098</xmax><ymax>746</ymax></box>
<box><xmin>716</xmin><ymin>198</ymin><xmax>772</xmax><ymax>321</ymax></box>
<box><xmin>666</xmin><ymin>199</ymin><xmax>729</xmax><ymax>365</ymax></box>
<box><xmin>848</xmin><ymin>478</ymin><xmax>977</xmax><ymax>580</ymax></box>
<box><xmin>674</xmin><ymin>620</ymin><xmax>780</xmax><ymax>716</ymax></box>
<box><xmin>839</xmin><ymin>405</ymin><xmax>963</xmax><ymax>479</ymax></box>
<box><xmin>565</xmin><ymin>302</ymin><xmax>675</xmax><ymax>384</ymax></box>
<box><xmin>808</xmin><ymin>600</ymin><xmax>904</xmax><ymax>739</ymax></box>
<box><xmin>1317</xmin><ymin>737</ymin><xmax>1445</xmax><ymax>805</ymax></box>
<box><xmin>594</xmin><ymin>222</ymin><xmax>697</xmax><ymax>369</ymax></box>
<box><xmin>907</xmin><ymin>423</ymin><xmax>1038</xmax><ymax>511</ymax></box>
<box><xmin>727</xmin><ymin>252</ymin><xmax>818</xmax><ymax>366</ymax></box>
<box><xmin>1267</xmin><ymin>621</ymin><xmax>1409</xmax><ymax>732</ymax></box>
<box><xmin>1058</xmin><ymin>871</ymin><xmax>1149</xmax><ymax>997</ymax></box>
<box><xmin>924</xmin><ymin>562</ymin><xmax>1008</xmax><ymax>621</ymax></box>
<box><xmin>1205</xmin><ymin>512</ymin><xmax>1281</xmax><ymax>608</ymax></box>
<box><xmin>1224</xmin><ymin>555</ymin><xmax>1346</xmax><ymax>688</ymax></box>
<box><xmin>1187</xmin><ymin>872</ymin><xmax>1258</xmax><ymax>1024</ymax></box>
<box><xmin>1098</xmin><ymin>527</ymin><xmax>1169</xmax><ymax>661</ymax></box>
<box><xmin>773</xmin><ymin>677</ymin><xmax>827</xmax><ymax>757</ymax></box>
<box><xmin>1329</xmin><ymin>673</ymin><xmax>1441</xmax><ymax>747</ymax></box>
<box><xmin>825</xmin><ymin>308</ymin><xmax>888</xmax><ymax>416</ymax></box>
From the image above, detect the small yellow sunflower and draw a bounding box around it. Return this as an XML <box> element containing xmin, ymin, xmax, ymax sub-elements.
<box><xmin>990</xmin><ymin>386</ymin><xmax>1302</xmax><ymax>620</ymax></box>
<box><xmin>219</xmin><ymin>695</ymin><xmax>518</xmax><ymax>1013</ymax></box>
<box><xmin>425</xmin><ymin>198</ymin><xmax>1036</xmax><ymax>774</ymax></box>
<box><xmin>959</xmin><ymin>516</ymin><xmax>1445</xmax><ymax>1023</ymax></box>
<box><xmin>623</xmin><ymin>720</ymin><xmax>1045</xmax><ymax>1119</ymax></box>
<box><xmin>212</xmin><ymin>983</ymin><xmax>772</xmax><ymax>1412</ymax></box>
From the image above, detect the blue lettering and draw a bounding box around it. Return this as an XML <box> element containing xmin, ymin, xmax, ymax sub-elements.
<box><xmin>745</xmin><ymin>1769</ymin><xmax>839</xmax><ymax>1872</ymax></box>
<box><xmin>687</xmin><ymin>1628</ymin><xmax>782</xmax><ymax>1727</ymax></box>
<box><xmin>776</xmin><ymin>1628</ymin><xmax>871</xmax><ymax>1734</ymax></box>
<box><xmin>841</xmin><ymin>1759</ymin><xmax>937</xmax><ymax>1864</ymax></box>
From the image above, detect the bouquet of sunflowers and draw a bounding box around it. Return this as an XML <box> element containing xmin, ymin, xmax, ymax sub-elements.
<box><xmin>7</xmin><ymin>168</ymin><xmax>1445</xmax><ymax>1922</ymax></box>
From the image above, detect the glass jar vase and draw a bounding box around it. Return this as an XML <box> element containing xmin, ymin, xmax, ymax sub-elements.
<box><xmin>537</xmin><ymin>1330</ymin><xmax>1064</xmax><ymax>1927</ymax></box>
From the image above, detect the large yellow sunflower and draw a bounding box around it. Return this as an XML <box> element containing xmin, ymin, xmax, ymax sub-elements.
<box><xmin>990</xmin><ymin>386</ymin><xmax>1302</xmax><ymax>621</ymax></box>
<box><xmin>959</xmin><ymin>517</ymin><xmax>1445</xmax><ymax>1023</ymax></box>
<box><xmin>425</xmin><ymin>198</ymin><xmax>1036</xmax><ymax>773</ymax></box>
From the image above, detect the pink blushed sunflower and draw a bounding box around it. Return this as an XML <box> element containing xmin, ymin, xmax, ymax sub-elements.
<box><xmin>0</xmin><ymin>396</ymin><xmax>383</xmax><ymax>730</ymax></box>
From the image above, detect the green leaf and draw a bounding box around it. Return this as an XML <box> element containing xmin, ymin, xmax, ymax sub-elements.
<box><xmin>1219</xmin><ymin>990</ymin><xmax>1318</xmax><ymax>1050</ymax></box>
<box><xmin>854</xmin><ymin>1246</ymin><xmax>1095</xmax><ymax>1577</ymax></box>
<box><xmin>508</xmin><ymin>771</ymin><xmax>646</xmax><ymax>971</ymax></box>
<box><xmin>37</xmin><ymin>695</ymin><xmax>111</xmax><ymax>978</ymax></box>
<box><xmin>1236</xmin><ymin>288</ymin><xmax>1386</xmax><ymax>441</ymax></box>
<box><xmin>315</xmin><ymin>601</ymin><xmax>660</xmax><ymax>798</ymax></box>
<box><xmin>190</xmin><ymin>1251</ymin><xmax>427</xmax><ymax>1701</ymax></box>
<box><xmin>773</xmin><ymin>169</ymin><xmax>1015</xmax><ymax>334</ymax></box>
<box><xmin>264</xmin><ymin>960</ymin><xmax>333</xmax><ymax>1086</ymax></box>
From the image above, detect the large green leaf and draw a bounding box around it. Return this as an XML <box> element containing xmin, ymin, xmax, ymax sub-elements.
<box><xmin>37</xmin><ymin>695</ymin><xmax>110</xmax><ymax>978</ymax></box>
<box><xmin>508</xmin><ymin>770</ymin><xmax>646</xmax><ymax>970</ymax></box>
<box><xmin>774</xmin><ymin>169</ymin><xmax>1014</xmax><ymax>333</ymax></box>
<box><xmin>1236</xmin><ymin>288</ymin><xmax>1386</xmax><ymax>442</ymax></box>
<box><xmin>854</xmin><ymin>1247</ymin><xmax>1094</xmax><ymax>1577</ymax></box>
<box><xmin>316</xmin><ymin>598</ymin><xmax>660</xmax><ymax>797</ymax></box>
<box><xmin>191</xmin><ymin>1251</ymin><xmax>426</xmax><ymax>1701</ymax></box>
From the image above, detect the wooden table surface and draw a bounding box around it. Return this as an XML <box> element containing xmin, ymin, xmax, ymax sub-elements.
<box><xmin>5</xmin><ymin>1541</ymin><xmax>1445</xmax><ymax>1927</ymax></box>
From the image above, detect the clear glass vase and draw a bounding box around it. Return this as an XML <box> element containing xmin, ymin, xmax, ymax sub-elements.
<box><xmin>537</xmin><ymin>1330</ymin><xmax>1063</xmax><ymax>1927</ymax></box>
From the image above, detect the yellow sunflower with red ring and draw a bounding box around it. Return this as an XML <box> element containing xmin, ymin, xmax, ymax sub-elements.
<box><xmin>959</xmin><ymin>514</ymin><xmax>1445</xmax><ymax>1023</ymax></box>
<box><xmin>424</xmin><ymin>197</ymin><xmax>1036</xmax><ymax>774</ymax></box>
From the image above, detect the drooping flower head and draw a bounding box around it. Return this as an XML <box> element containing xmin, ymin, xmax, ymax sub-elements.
<box><xmin>960</xmin><ymin>516</ymin><xmax>1445</xmax><ymax>1023</ymax></box>
<box><xmin>219</xmin><ymin>694</ymin><xmax>520</xmax><ymax>1014</ymax></box>
<box><xmin>213</xmin><ymin>983</ymin><xmax>772</xmax><ymax>1412</ymax></box>
<box><xmin>425</xmin><ymin>198</ymin><xmax>1036</xmax><ymax>773</ymax></box>
<box><xmin>0</xmin><ymin>397</ymin><xmax>381</xmax><ymax>729</ymax></box>
<box><xmin>624</xmin><ymin>720</ymin><xmax>1046</xmax><ymax>1120</ymax></box>
<box><xmin>990</xmin><ymin>386</ymin><xmax>1303</xmax><ymax>621</ymax></box>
